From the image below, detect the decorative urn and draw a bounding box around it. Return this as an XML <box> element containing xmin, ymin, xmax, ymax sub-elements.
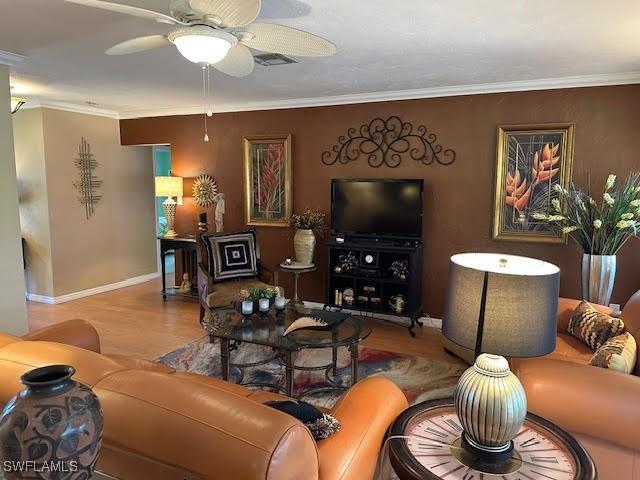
<box><xmin>0</xmin><ymin>365</ymin><xmax>103</xmax><ymax>479</ymax></box>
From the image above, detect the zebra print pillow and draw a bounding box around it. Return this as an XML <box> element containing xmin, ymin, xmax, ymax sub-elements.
<box><xmin>567</xmin><ymin>301</ymin><xmax>624</xmax><ymax>351</ymax></box>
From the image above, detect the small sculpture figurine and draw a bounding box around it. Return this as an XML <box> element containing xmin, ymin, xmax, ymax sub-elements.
<box><xmin>179</xmin><ymin>273</ymin><xmax>192</xmax><ymax>293</ymax></box>
<box><xmin>213</xmin><ymin>192</ymin><xmax>225</xmax><ymax>233</ymax></box>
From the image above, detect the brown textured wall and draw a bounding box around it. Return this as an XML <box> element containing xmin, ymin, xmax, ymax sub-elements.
<box><xmin>121</xmin><ymin>85</ymin><xmax>640</xmax><ymax>316</ymax></box>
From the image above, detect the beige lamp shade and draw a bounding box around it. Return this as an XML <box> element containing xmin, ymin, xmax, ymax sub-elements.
<box><xmin>155</xmin><ymin>176</ymin><xmax>183</xmax><ymax>198</ymax></box>
<box><xmin>443</xmin><ymin>253</ymin><xmax>560</xmax><ymax>358</ymax></box>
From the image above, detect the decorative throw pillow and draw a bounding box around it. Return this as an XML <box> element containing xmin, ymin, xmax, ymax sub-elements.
<box><xmin>202</xmin><ymin>230</ymin><xmax>258</xmax><ymax>282</ymax></box>
<box><xmin>589</xmin><ymin>332</ymin><xmax>637</xmax><ymax>374</ymax></box>
<box><xmin>567</xmin><ymin>301</ymin><xmax>624</xmax><ymax>350</ymax></box>
<box><xmin>265</xmin><ymin>400</ymin><xmax>340</xmax><ymax>441</ymax></box>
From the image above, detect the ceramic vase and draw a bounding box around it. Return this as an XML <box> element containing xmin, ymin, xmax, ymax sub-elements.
<box><xmin>455</xmin><ymin>354</ymin><xmax>526</xmax><ymax>452</ymax></box>
<box><xmin>294</xmin><ymin>229</ymin><xmax>316</xmax><ymax>266</ymax></box>
<box><xmin>581</xmin><ymin>254</ymin><xmax>616</xmax><ymax>306</ymax></box>
<box><xmin>0</xmin><ymin>365</ymin><xmax>103</xmax><ymax>479</ymax></box>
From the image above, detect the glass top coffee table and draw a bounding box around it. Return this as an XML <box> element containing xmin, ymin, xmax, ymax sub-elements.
<box><xmin>202</xmin><ymin>303</ymin><xmax>371</xmax><ymax>398</ymax></box>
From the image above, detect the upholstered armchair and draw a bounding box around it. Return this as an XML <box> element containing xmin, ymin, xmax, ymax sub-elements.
<box><xmin>196</xmin><ymin>227</ymin><xmax>279</xmax><ymax>323</ymax></box>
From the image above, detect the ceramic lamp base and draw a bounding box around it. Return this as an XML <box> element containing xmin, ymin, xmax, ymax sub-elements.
<box><xmin>163</xmin><ymin>197</ymin><xmax>178</xmax><ymax>237</ymax></box>
<box><xmin>455</xmin><ymin>354</ymin><xmax>527</xmax><ymax>458</ymax></box>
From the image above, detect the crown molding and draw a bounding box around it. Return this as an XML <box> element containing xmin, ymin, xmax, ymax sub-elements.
<box><xmin>0</xmin><ymin>49</ymin><xmax>26</xmax><ymax>66</ymax></box>
<box><xmin>118</xmin><ymin>71</ymin><xmax>640</xmax><ymax>119</ymax></box>
<box><xmin>23</xmin><ymin>100</ymin><xmax>120</xmax><ymax>119</ymax></box>
<box><xmin>17</xmin><ymin>71</ymin><xmax>640</xmax><ymax>120</ymax></box>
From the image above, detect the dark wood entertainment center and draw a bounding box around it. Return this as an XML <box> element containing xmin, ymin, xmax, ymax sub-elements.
<box><xmin>324</xmin><ymin>239</ymin><xmax>424</xmax><ymax>336</ymax></box>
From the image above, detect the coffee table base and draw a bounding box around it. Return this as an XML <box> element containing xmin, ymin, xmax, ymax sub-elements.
<box><xmin>213</xmin><ymin>336</ymin><xmax>361</xmax><ymax>398</ymax></box>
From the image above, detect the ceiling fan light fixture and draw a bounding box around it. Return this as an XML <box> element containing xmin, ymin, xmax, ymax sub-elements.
<box><xmin>168</xmin><ymin>26</ymin><xmax>237</xmax><ymax>65</ymax></box>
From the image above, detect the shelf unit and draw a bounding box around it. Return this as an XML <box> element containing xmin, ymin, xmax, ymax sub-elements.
<box><xmin>324</xmin><ymin>240</ymin><xmax>424</xmax><ymax>336</ymax></box>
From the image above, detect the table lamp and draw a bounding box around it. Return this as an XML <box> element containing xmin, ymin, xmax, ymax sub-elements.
<box><xmin>443</xmin><ymin>253</ymin><xmax>559</xmax><ymax>465</ymax></box>
<box><xmin>155</xmin><ymin>175</ymin><xmax>183</xmax><ymax>238</ymax></box>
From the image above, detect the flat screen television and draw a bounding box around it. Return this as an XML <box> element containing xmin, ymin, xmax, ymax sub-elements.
<box><xmin>331</xmin><ymin>179</ymin><xmax>424</xmax><ymax>240</ymax></box>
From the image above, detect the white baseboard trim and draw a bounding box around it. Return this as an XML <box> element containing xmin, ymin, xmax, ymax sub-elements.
<box><xmin>26</xmin><ymin>272</ymin><xmax>160</xmax><ymax>305</ymax></box>
<box><xmin>302</xmin><ymin>301</ymin><xmax>442</xmax><ymax>329</ymax></box>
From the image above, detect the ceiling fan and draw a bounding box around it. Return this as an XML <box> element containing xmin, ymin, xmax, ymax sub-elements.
<box><xmin>64</xmin><ymin>0</ymin><xmax>337</xmax><ymax>77</ymax></box>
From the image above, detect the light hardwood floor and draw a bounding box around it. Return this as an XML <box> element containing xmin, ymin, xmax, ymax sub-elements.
<box><xmin>27</xmin><ymin>278</ymin><xmax>455</xmax><ymax>362</ymax></box>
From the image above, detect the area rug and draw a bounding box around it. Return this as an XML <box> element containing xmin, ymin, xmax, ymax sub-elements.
<box><xmin>156</xmin><ymin>336</ymin><xmax>465</xmax><ymax>408</ymax></box>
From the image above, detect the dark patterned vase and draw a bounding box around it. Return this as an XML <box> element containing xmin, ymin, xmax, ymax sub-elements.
<box><xmin>0</xmin><ymin>365</ymin><xmax>103</xmax><ymax>480</ymax></box>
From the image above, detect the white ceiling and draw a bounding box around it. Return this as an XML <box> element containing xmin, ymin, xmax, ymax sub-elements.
<box><xmin>3</xmin><ymin>0</ymin><xmax>640</xmax><ymax>118</ymax></box>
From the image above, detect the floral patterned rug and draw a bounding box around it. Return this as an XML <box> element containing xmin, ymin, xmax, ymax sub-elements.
<box><xmin>156</xmin><ymin>336</ymin><xmax>466</xmax><ymax>408</ymax></box>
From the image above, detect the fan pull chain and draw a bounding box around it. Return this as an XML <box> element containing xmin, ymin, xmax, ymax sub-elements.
<box><xmin>207</xmin><ymin>64</ymin><xmax>213</xmax><ymax>117</ymax></box>
<box><xmin>200</xmin><ymin>65</ymin><xmax>209</xmax><ymax>142</ymax></box>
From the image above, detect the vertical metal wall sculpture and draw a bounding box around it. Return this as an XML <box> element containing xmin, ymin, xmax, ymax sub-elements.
<box><xmin>73</xmin><ymin>137</ymin><xmax>103</xmax><ymax>219</ymax></box>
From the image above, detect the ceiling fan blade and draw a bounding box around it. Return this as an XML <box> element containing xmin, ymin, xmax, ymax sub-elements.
<box><xmin>235</xmin><ymin>23</ymin><xmax>336</xmax><ymax>57</ymax></box>
<box><xmin>188</xmin><ymin>0</ymin><xmax>260</xmax><ymax>27</ymax></box>
<box><xmin>64</xmin><ymin>0</ymin><xmax>181</xmax><ymax>24</ymax></box>
<box><xmin>106</xmin><ymin>35</ymin><xmax>170</xmax><ymax>55</ymax></box>
<box><xmin>211</xmin><ymin>43</ymin><xmax>255</xmax><ymax>77</ymax></box>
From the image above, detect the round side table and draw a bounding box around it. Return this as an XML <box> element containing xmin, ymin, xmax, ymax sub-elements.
<box><xmin>274</xmin><ymin>262</ymin><xmax>317</xmax><ymax>305</ymax></box>
<box><xmin>388</xmin><ymin>399</ymin><xmax>596</xmax><ymax>480</ymax></box>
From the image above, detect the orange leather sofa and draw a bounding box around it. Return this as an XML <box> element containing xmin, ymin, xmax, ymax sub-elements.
<box><xmin>514</xmin><ymin>290</ymin><xmax>640</xmax><ymax>480</ymax></box>
<box><xmin>0</xmin><ymin>320</ymin><xmax>408</xmax><ymax>480</ymax></box>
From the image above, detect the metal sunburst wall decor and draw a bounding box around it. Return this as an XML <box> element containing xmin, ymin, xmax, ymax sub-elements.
<box><xmin>321</xmin><ymin>115</ymin><xmax>456</xmax><ymax>168</ymax></box>
<box><xmin>73</xmin><ymin>137</ymin><xmax>102</xmax><ymax>219</ymax></box>
<box><xmin>192</xmin><ymin>174</ymin><xmax>218</xmax><ymax>208</ymax></box>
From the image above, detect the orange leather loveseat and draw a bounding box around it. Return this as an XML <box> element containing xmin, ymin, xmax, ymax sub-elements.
<box><xmin>515</xmin><ymin>290</ymin><xmax>640</xmax><ymax>480</ymax></box>
<box><xmin>0</xmin><ymin>320</ymin><xmax>408</xmax><ymax>480</ymax></box>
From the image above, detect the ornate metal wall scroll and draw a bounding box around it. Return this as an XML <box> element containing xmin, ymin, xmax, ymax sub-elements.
<box><xmin>321</xmin><ymin>115</ymin><xmax>456</xmax><ymax>168</ymax></box>
<box><xmin>73</xmin><ymin>137</ymin><xmax>102</xmax><ymax>219</ymax></box>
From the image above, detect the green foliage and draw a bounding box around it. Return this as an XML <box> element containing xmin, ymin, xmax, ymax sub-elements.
<box><xmin>532</xmin><ymin>172</ymin><xmax>640</xmax><ymax>254</ymax></box>
<box><xmin>239</xmin><ymin>286</ymin><xmax>279</xmax><ymax>300</ymax></box>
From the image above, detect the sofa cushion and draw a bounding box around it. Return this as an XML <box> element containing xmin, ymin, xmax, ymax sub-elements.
<box><xmin>548</xmin><ymin>334</ymin><xmax>594</xmax><ymax>365</ymax></box>
<box><xmin>590</xmin><ymin>332</ymin><xmax>637</xmax><ymax>374</ymax></box>
<box><xmin>105</xmin><ymin>354</ymin><xmax>176</xmax><ymax>374</ymax></box>
<box><xmin>202</xmin><ymin>230</ymin><xmax>258</xmax><ymax>282</ymax></box>
<box><xmin>567</xmin><ymin>301</ymin><xmax>624</xmax><ymax>350</ymax></box>
<box><xmin>265</xmin><ymin>400</ymin><xmax>341</xmax><ymax>441</ymax></box>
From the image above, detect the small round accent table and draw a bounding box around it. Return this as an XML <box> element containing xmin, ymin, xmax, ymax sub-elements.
<box><xmin>388</xmin><ymin>399</ymin><xmax>596</xmax><ymax>480</ymax></box>
<box><xmin>274</xmin><ymin>262</ymin><xmax>317</xmax><ymax>306</ymax></box>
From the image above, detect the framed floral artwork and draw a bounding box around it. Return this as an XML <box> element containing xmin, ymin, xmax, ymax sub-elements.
<box><xmin>243</xmin><ymin>134</ymin><xmax>292</xmax><ymax>227</ymax></box>
<box><xmin>492</xmin><ymin>123</ymin><xmax>575</xmax><ymax>243</ymax></box>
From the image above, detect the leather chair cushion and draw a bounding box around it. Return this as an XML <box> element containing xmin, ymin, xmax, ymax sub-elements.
<box><xmin>205</xmin><ymin>279</ymin><xmax>275</xmax><ymax>308</ymax></box>
<box><xmin>548</xmin><ymin>333</ymin><xmax>594</xmax><ymax>365</ymax></box>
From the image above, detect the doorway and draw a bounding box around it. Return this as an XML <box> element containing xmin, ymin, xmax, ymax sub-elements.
<box><xmin>153</xmin><ymin>146</ymin><xmax>174</xmax><ymax>277</ymax></box>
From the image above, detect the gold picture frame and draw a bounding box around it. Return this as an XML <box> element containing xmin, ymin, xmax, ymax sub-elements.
<box><xmin>243</xmin><ymin>134</ymin><xmax>293</xmax><ymax>227</ymax></box>
<box><xmin>493</xmin><ymin>123</ymin><xmax>575</xmax><ymax>243</ymax></box>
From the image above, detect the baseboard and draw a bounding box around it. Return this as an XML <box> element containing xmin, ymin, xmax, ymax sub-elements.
<box><xmin>26</xmin><ymin>272</ymin><xmax>160</xmax><ymax>305</ymax></box>
<box><xmin>302</xmin><ymin>301</ymin><xmax>442</xmax><ymax>329</ymax></box>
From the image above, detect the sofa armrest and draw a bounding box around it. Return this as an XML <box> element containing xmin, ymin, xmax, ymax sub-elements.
<box><xmin>22</xmin><ymin>319</ymin><xmax>101</xmax><ymax>353</ymax></box>
<box><xmin>513</xmin><ymin>358</ymin><xmax>640</xmax><ymax>452</ymax></box>
<box><xmin>319</xmin><ymin>377</ymin><xmax>408</xmax><ymax>480</ymax></box>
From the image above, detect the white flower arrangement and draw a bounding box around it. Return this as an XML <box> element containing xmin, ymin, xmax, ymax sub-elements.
<box><xmin>533</xmin><ymin>172</ymin><xmax>640</xmax><ymax>254</ymax></box>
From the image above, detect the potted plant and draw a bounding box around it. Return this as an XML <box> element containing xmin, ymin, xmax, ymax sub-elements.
<box><xmin>289</xmin><ymin>208</ymin><xmax>326</xmax><ymax>266</ymax></box>
<box><xmin>533</xmin><ymin>172</ymin><xmax>639</xmax><ymax>305</ymax></box>
<box><xmin>234</xmin><ymin>286</ymin><xmax>280</xmax><ymax>313</ymax></box>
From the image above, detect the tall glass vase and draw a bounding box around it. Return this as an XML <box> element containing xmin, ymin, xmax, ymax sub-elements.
<box><xmin>581</xmin><ymin>254</ymin><xmax>616</xmax><ymax>306</ymax></box>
